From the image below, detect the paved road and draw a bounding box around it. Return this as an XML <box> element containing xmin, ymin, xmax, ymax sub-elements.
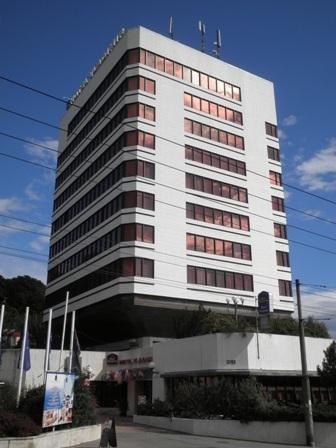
<box><xmin>74</xmin><ymin>418</ymin><xmax>306</xmax><ymax>448</ymax></box>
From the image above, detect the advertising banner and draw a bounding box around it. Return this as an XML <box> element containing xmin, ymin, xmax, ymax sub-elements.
<box><xmin>42</xmin><ymin>372</ymin><xmax>76</xmax><ymax>428</ymax></box>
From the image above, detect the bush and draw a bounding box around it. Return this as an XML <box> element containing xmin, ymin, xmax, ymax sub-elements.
<box><xmin>137</xmin><ymin>399</ymin><xmax>171</xmax><ymax>417</ymax></box>
<box><xmin>72</xmin><ymin>374</ymin><xmax>97</xmax><ymax>427</ymax></box>
<box><xmin>19</xmin><ymin>385</ymin><xmax>44</xmax><ymax>426</ymax></box>
<box><xmin>0</xmin><ymin>411</ymin><xmax>41</xmax><ymax>437</ymax></box>
<box><xmin>0</xmin><ymin>384</ymin><xmax>16</xmax><ymax>412</ymax></box>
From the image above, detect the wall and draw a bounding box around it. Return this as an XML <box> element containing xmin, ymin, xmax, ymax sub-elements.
<box><xmin>154</xmin><ymin>332</ymin><xmax>333</xmax><ymax>376</ymax></box>
<box><xmin>134</xmin><ymin>415</ymin><xmax>336</xmax><ymax>448</ymax></box>
<box><xmin>0</xmin><ymin>423</ymin><xmax>102</xmax><ymax>448</ymax></box>
<box><xmin>0</xmin><ymin>349</ymin><xmax>107</xmax><ymax>389</ymax></box>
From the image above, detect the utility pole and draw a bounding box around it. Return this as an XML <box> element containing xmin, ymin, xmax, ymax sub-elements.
<box><xmin>296</xmin><ymin>279</ymin><xmax>315</xmax><ymax>447</ymax></box>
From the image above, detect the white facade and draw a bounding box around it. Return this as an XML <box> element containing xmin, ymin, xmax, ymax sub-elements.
<box><xmin>45</xmin><ymin>26</ymin><xmax>292</xmax><ymax>331</ymax></box>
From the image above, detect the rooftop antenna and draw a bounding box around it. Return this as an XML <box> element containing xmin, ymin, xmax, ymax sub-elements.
<box><xmin>198</xmin><ymin>20</ymin><xmax>206</xmax><ymax>52</ymax></box>
<box><xmin>213</xmin><ymin>28</ymin><xmax>221</xmax><ymax>59</ymax></box>
<box><xmin>169</xmin><ymin>16</ymin><xmax>174</xmax><ymax>39</ymax></box>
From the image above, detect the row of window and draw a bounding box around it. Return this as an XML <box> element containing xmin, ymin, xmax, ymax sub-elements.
<box><xmin>45</xmin><ymin>257</ymin><xmax>154</xmax><ymax>307</ymax></box>
<box><xmin>186</xmin><ymin>233</ymin><xmax>251</xmax><ymax>260</ymax></box>
<box><xmin>48</xmin><ymin>223</ymin><xmax>154</xmax><ymax>282</ymax></box>
<box><xmin>276</xmin><ymin>250</ymin><xmax>290</xmax><ymax>267</ymax></box>
<box><xmin>129</xmin><ymin>48</ymin><xmax>241</xmax><ymax>101</ymax></box>
<box><xmin>52</xmin><ymin>160</ymin><xmax>155</xmax><ymax>234</ymax></box>
<box><xmin>56</xmin><ymin>129</ymin><xmax>155</xmax><ymax>189</ymax></box>
<box><xmin>274</xmin><ymin>222</ymin><xmax>287</xmax><ymax>239</ymax></box>
<box><xmin>67</xmin><ymin>50</ymin><xmax>136</xmax><ymax>134</ymax></box>
<box><xmin>59</xmin><ymin>76</ymin><xmax>155</xmax><ymax>166</ymax></box>
<box><xmin>186</xmin><ymin>173</ymin><xmax>248</xmax><ymax>203</ymax></box>
<box><xmin>265</xmin><ymin>122</ymin><xmax>278</xmax><ymax>138</ymax></box>
<box><xmin>185</xmin><ymin>145</ymin><xmax>246</xmax><ymax>176</ymax></box>
<box><xmin>54</xmin><ymin>129</ymin><xmax>155</xmax><ymax>210</ymax></box>
<box><xmin>184</xmin><ymin>118</ymin><xmax>244</xmax><ymax>150</ymax></box>
<box><xmin>269</xmin><ymin>170</ymin><xmax>283</xmax><ymax>186</ymax></box>
<box><xmin>184</xmin><ymin>93</ymin><xmax>243</xmax><ymax>125</ymax></box>
<box><xmin>57</xmin><ymin>100</ymin><xmax>155</xmax><ymax>187</ymax></box>
<box><xmin>279</xmin><ymin>279</ymin><xmax>292</xmax><ymax>296</ymax></box>
<box><xmin>187</xmin><ymin>265</ymin><xmax>253</xmax><ymax>291</ymax></box>
<box><xmin>268</xmin><ymin>146</ymin><xmax>280</xmax><ymax>162</ymax></box>
<box><xmin>272</xmin><ymin>196</ymin><xmax>285</xmax><ymax>212</ymax></box>
<box><xmin>186</xmin><ymin>202</ymin><xmax>250</xmax><ymax>231</ymax></box>
<box><xmin>60</xmin><ymin>99</ymin><xmax>155</xmax><ymax>176</ymax></box>
<box><xmin>50</xmin><ymin>190</ymin><xmax>155</xmax><ymax>258</ymax></box>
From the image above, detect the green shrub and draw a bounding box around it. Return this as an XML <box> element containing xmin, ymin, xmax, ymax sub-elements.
<box><xmin>0</xmin><ymin>411</ymin><xmax>41</xmax><ymax>437</ymax></box>
<box><xmin>19</xmin><ymin>385</ymin><xmax>44</xmax><ymax>426</ymax></box>
<box><xmin>0</xmin><ymin>384</ymin><xmax>16</xmax><ymax>412</ymax></box>
<box><xmin>72</xmin><ymin>374</ymin><xmax>97</xmax><ymax>427</ymax></box>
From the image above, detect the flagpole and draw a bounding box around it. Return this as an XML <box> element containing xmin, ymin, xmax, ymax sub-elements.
<box><xmin>16</xmin><ymin>306</ymin><xmax>29</xmax><ymax>408</ymax></box>
<box><xmin>0</xmin><ymin>303</ymin><xmax>5</xmax><ymax>351</ymax></box>
<box><xmin>44</xmin><ymin>308</ymin><xmax>52</xmax><ymax>379</ymax></box>
<box><xmin>68</xmin><ymin>310</ymin><xmax>76</xmax><ymax>372</ymax></box>
<box><xmin>58</xmin><ymin>291</ymin><xmax>69</xmax><ymax>371</ymax></box>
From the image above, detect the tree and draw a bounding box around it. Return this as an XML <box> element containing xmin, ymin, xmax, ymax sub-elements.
<box><xmin>0</xmin><ymin>275</ymin><xmax>46</xmax><ymax>347</ymax></box>
<box><xmin>318</xmin><ymin>341</ymin><xmax>336</xmax><ymax>386</ymax></box>
<box><xmin>72</xmin><ymin>371</ymin><xmax>97</xmax><ymax>427</ymax></box>
<box><xmin>304</xmin><ymin>316</ymin><xmax>330</xmax><ymax>338</ymax></box>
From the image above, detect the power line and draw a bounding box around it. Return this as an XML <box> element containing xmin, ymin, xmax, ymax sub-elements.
<box><xmin>0</xmin><ymin>250</ymin><xmax>47</xmax><ymax>263</ymax></box>
<box><xmin>0</xmin><ymin>244</ymin><xmax>48</xmax><ymax>257</ymax></box>
<box><xmin>0</xmin><ymin>151</ymin><xmax>55</xmax><ymax>170</ymax></box>
<box><xmin>0</xmin><ymin>131</ymin><xmax>59</xmax><ymax>155</ymax></box>
<box><xmin>0</xmin><ymin>213</ymin><xmax>51</xmax><ymax>228</ymax></box>
<box><xmin>0</xmin><ymin>222</ymin><xmax>49</xmax><ymax>237</ymax></box>
<box><xmin>0</xmin><ymin>73</ymin><xmax>335</xmax><ymax>207</ymax></box>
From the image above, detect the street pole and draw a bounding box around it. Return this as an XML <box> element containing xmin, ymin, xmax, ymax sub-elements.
<box><xmin>296</xmin><ymin>279</ymin><xmax>315</xmax><ymax>447</ymax></box>
<box><xmin>68</xmin><ymin>310</ymin><xmax>76</xmax><ymax>372</ymax></box>
<box><xmin>255</xmin><ymin>297</ymin><xmax>260</xmax><ymax>359</ymax></box>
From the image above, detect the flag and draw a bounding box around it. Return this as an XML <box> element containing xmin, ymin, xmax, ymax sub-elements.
<box><xmin>23</xmin><ymin>332</ymin><xmax>31</xmax><ymax>371</ymax></box>
<box><xmin>17</xmin><ymin>331</ymin><xmax>31</xmax><ymax>371</ymax></box>
<box><xmin>73</xmin><ymin>330</ymin><xmax>81</xmax><ymax>372</ymax></box>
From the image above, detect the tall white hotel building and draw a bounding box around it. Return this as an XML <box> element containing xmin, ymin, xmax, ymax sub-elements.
<box><xmin>45</xmin><ymin>26</ymin><xmax>293</xmax><ymax>343</ymax></box>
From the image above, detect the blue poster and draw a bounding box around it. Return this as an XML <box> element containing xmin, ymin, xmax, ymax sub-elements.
<box><xmin>42</xmin><ymin>372</ymin><xmax>76</xmax><ymax>428</ymax></box>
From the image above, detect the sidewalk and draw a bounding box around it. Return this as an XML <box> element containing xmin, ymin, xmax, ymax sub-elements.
<box><xmin>73</xmin><ymin>417</ymin><xmax>310</xmax><ymax>448</ymax></box>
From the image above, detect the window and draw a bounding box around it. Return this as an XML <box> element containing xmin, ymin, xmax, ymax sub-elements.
<box><xmin>187</xmin><ymin>233</ymin><xmax>251</xmax><ymax>260</ymax></box>
<box><xmin>184</xmin><ymin>92</ymin><xmax>243</xmax><ymax>125</ymax></box>
<box><xmin>185</xmin><ymin>173</ymin><xmax>248</xmax><ymax>203</ymax></box>
<box><xmin>269</xmin><ymin>170</ymin><xmax>282</xmax><ymax>186</ymax></box>
<box><xmin>184</xmin><ymin>119</ymin><xmax>245</xmax><ymax>150</ymax></box>
<box><xmin>52</xmin><ymin>160</ymin><xmax>155</xmax><ymax>233</ymax></box>
<box><xmin>268</xmin><ymin>146</ymin><xmax>280</xmax><ymax>161</ymax></box>
<box><xmin>265</xmin><ymin>122</ymin><xmax>278</xmax><ymax>138</ymax></box>
<box><xmin>279</xmin><ymin>279</ymin><xmax>292</xmax><ymax>296</ymax></box>
<box><xmin>187</xmin><ymin>265</ymin><xmax>253</xmax><ymax>291</ymax></box>
<box><xmin>274</xmin><ymin>223</ymin><xmax>287</xmax><ymax>239</ymax></box>
<box><xmin>272</xmin><ymin>196</ymin><xmax>285</xmax><ymax>212</ymax></box>
<box><xmin>48</xmin><ymin>223</ymin><xmax>154</xmax><ymax>281</ymax></box>
<box><xmin>276</xmin><ymin>251</ymin><xmax>290</xmax><ymax>267</ymax></box>
<box><xmin>186</xmin><ymin>203</ymin><xmax>250</xmax><ymax>231</ymax></box>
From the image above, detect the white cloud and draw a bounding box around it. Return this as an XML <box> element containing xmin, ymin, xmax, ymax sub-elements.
<box><xmin>297</xmin><ymin>288</ymin><xmax>336</xmax><ymax>338</ymax></box>
<box><xmin>278</xmin><ymin>129</ymin><xmax>287</xmax><ymax>140</ymax></box>
<box><xmin>30</xmin><ymin>235</ymin><xmax>50</xmax><ymax>252</ymax></box>
<box><xmin>282</xmin><ymin>115</ymin><xmax>298</xmax><ymax>127</ymax></box>
<box><xmin>24</xmin><ymin>137</ymin><xmax>58</xmax><ymax>166</ymax></box>
<box><xmin>296</xmin><ymin>138</ymin><xmax>336</xmax><ymax>191</ymax></box>
<box><xmin>299</xmin><ymin>209</ymin><xmax>322</xmax><ymax>221</ymax></box>
<box><xmin>25</xmin><ymin>182</ymin><xmax>44</xmax><ymax>201</ymax></box>
<box><xmin>0</xmin><ymin>197</ymin><xmax>27</xmax><ymax>213</ymax></box>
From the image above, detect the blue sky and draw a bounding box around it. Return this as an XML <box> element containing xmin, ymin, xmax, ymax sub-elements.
<box><xmin>0</xmin><ymin>0</ymin><xmax>336</xmax><ymax>325</ymax></box>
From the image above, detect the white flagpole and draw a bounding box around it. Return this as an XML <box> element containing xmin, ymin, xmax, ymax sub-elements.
<box><xmin>68</xmin><ymin>310</ymin><xmax>76</xmax><ymax>372</ymax></box>
<box><xmin>16</xmin><ymin>306</ymin><xmax>29</xmax><ymax>408</ymax></box>
<box><xmin>58</xmin><ymin>291</ymin><xmax>69</xmax><ymax>371</ymax></box>
<box><xmin>0</xmin><ymin>303</ymin><xmax>5</xmax><ymax>351</ymax></box>
<box><xmin>44</xmin><ymin>308</ymin><xmax>52</xmax><ymax>378</ymax></box>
